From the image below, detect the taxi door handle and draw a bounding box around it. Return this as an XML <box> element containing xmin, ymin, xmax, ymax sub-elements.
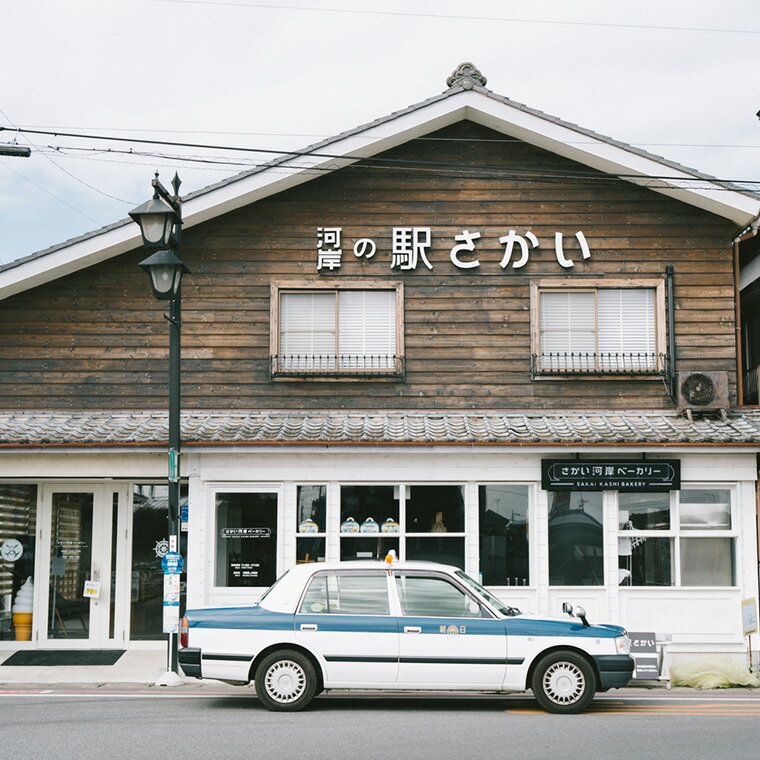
<box><xmin>300</xmin><ymin>624</ymin><xmax>318</xmax><ymax>631</ymax></box>
<box><xmin>403</xmin><ymin>626</ymin><xmax>422</xmax><ymax>634</ymax></box>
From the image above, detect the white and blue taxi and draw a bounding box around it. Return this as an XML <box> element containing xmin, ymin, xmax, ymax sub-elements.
<box><xmin>179</xmin><ymin>559</ymin><xmax>633</xmax><ymax>713</ymax></box>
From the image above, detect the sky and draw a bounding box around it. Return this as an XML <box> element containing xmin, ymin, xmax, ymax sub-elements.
<box><xmin>1</xmin><ymin>0</ymin><xmax>759</xmax><ymax>266</ymax></box>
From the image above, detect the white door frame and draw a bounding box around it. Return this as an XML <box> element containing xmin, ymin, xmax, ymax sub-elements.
<box><xmin>34</xmin><ymin>483</ymin><xmax>130</xmax><ymax>648</ymax></box>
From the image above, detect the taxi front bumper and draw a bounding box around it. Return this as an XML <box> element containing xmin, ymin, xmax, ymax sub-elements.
<box><xmin>593</xmin><ymin>655</ymin><xmax>635</xmax><ymax>689</ymax></box>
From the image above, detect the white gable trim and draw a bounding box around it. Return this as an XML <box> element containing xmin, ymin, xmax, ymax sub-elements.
<box><xmin>2</xmin><ymin>88</ymin><xmax>758</xmax><ymax>301</ymax></box>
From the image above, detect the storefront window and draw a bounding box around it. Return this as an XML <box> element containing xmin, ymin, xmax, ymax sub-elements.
<box><xmin>296</xmin><ymin>486</ymin><xmax>326</xmax><ymax>565</ymax></box>
<box><xmin>215</xmin><ymin>492</ymin><xmax>278</xmax><ymax>587</ymax></box>
<box><xmin>131</xmin><ymin>484</ymin><xmax>188</xmax><ymax>640</ymax></box>
<box><xmin>0</xmin><ymin>485</ymin><xmax>37</xmax><ymax>642</ymax></box>
<box><xmin>617</xmin><ymin>489</ymin><xmax>734</xmax><ymax>587</ymax></box>
<box><xmin>548</xmin><ymin>491</ymin><xmax>603</xmax><ymax>586</ymax></box>
<box><xmin>478</xmin><ymin>485</ymin><xmax>530</xmax><ymax>586</ymax></box>
<box><xmin>340</xmin><ymin>486</ymin><xmax>398</xmax><ymax>561</ymax></box>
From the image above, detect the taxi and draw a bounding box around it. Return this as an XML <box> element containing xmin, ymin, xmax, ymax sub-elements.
<box><xmin>179</xmin><ymin>558</ymin><xmax>633</xmax><ymax>713</ymax></box>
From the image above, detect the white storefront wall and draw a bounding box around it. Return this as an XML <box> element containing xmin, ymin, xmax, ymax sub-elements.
<box><xmin>1</xmin><ymin>446</ymin><xmax>757</xmax><ymax>664</ymax></box>
<box><xmin>186</xmin><ymin>446</ymin><xmax>758</xmax><ymax>663</ymax></box>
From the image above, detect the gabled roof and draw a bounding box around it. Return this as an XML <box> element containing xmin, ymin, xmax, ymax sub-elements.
<box><xmin>2</xmin><ymin>62</ymin><xmax>758</xmax><ymax>302</ymax></box>
<box><xmin>1</xmin><ymin>409</ymin><xmax>759</xmax><ymax>447</ymax></box>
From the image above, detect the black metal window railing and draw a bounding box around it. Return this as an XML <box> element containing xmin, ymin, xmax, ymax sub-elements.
<box><xmin>270</xmin><ymin>354</ymin><xmax>405</xmax><ymax>378</ymax></box>
<box><xmin>532</xmin><ymin>352</ymin><xmax>668</xmax><ymax>376</ymax></box>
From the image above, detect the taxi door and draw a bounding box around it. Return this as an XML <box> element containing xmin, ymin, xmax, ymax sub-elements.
<box><xmin>294</xmin><ymin>571</ymin><xmax>398</xmax><ymax>685</ymax></box>
<box><xmin>392</xmin><ymin>571</ymin><xmax>507</xmax><ymax>688</ymax></box>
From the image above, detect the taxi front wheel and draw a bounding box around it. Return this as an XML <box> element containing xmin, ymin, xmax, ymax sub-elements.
<box><xmin>531</xmin><ymin>650</ymin><xmax>596</xmax><ymax>714</ymax></box>
<box><xmin>255</xmin><ymin>649</ymin><xmax>318</xmax><ymax>711</ymax></box>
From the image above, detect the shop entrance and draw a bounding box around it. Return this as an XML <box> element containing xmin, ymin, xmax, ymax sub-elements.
<box><xmin>37</xmin><ymin>484</ymin><xmax>129</xmax><ymax>648</ymax></box>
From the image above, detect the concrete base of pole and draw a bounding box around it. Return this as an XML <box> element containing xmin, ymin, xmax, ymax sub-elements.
<box><xmin>154</xmin><ymin>670</ymin><xmax>184</xmax><ymax>687</ymax></box>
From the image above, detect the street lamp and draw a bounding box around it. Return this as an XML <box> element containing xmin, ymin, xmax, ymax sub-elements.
<box><xmin>130</xmin><ymin>173</ymin><xmax>189</xmax><ymax>683</ymax></box>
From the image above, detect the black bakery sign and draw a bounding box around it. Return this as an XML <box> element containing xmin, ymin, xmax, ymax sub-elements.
<box><xmin>542</xmin><ymin>460</ymin><xmax>680</xmax><ymax>491</ymax></box>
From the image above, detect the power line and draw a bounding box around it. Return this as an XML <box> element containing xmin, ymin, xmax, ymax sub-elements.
<box><xmin>39</xmin><ymin>145</ymin><xmax>760</xmax><ymax>192</ymax></box>
<box><xmin>148</xmin><ymin>0</ymin><xmax>760</xmax><ymax>35</ymax></box>
<box><xmin>8</xmin><ymin>126</ymin><xmax>755</xmax><ymax>186</ymax></box>
<box><xmin>18</xmin><ymin>125</ymin><xmax>760</xmax><ymax>150</ymax></box>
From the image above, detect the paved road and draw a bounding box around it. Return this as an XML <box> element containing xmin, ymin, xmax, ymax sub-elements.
<box><xmin>1</xmin><ymin>688</ymin><xmax>758</xmax><ymax>760</ymax></box>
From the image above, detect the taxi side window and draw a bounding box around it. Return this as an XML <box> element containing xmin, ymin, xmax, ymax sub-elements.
<box><xmin>395</xmin><ymin>575</ymin><xmax>485</xmax><ymax>618</ymax></box>
<box><xmin>299</xmin><ymin>573</ymin><xmax>390</xmax><ymax>616</ymax></box>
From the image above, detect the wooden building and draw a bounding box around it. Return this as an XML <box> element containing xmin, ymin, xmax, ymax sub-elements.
<box><xmin>1</xmin><ymin>64</ymin><xmax>759</xmax><ymax>668</ymax></box>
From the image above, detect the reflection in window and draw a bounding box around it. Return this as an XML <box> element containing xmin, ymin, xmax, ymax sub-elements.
<box><xmin>395</xmin><ymin>575</ymin><xmax>483</xmax><ymax>618</ymax></box>
<box><xmin>681</xmin><ymin>538</ymin><xmax>734</xmax><ymax>586</ymax></box>
<box><xmin>406</xmin><ymin>486</ymin><xmax>464</xmax><ymax>533</ymax></box>
<box><xmin>479</xmin><ymin>485</ymin><xmax>529</xmax><ymax>586</ymax></box>
<box><xmin>618</xmin><ymin>537</ymin><xmax>672</xmax><ymax>586</ymax></box>
<box><xmin>548</xmin><ymin>492</ymin><xmax>603</xmax><ymax>586</ymax></box>
<box><xmin>679</xmin><ymin>490</ymin><xmax>731</xmax><ymax>531</ymax></box>
<box><xmin>215</xmin><ymin>492</ymin><xmax>278</xmax><ymax>587</ymax></box>
<box><xmin>406</xmin><ymin>537</ymin><xmax>464</xmax><ymax>569</ymax></box>
<box><xmin>131</xmin><ymin>484</ymin><xmax>188</xmax><ymax>640</ymax></box>
<box><xmin>619</xmin><ymin>492</ymin><xmax>670</xmax><ymax>530</ymax></box>
<box><xmin>0</xmin><ymin>485</ymin><xmax>37</xmax><ymax>642</ymax></box>
<box><xmin>299</xmin><ymin>574</ymin><xmax>389</xmax><ymax>615</ymax></box>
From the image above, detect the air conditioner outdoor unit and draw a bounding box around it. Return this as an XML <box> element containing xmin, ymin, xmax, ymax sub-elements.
<box><xmin>676</xmin><ymin>371</ymin><xmax>729</xmax><ymax>410</ymax></box>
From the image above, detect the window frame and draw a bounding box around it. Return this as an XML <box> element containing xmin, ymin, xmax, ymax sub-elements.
<box><xmin>530</xmin><ymin>278</ymin><xmax>666</xmax><ymax>377</ymax></box>
<box><xmin>617</xmin><ymin>486</ymin><xmax>737</xmax><ymax>588</ymax></box>
<box><xmin>270</xmin><ymin>279</ymin><xmax>405</xmax><ymax>379</ymax></box>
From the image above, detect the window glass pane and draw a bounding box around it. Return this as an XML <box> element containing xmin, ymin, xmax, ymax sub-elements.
<box><xmin>340</xmin><ymin>536</ymin><xmax>398</xmax><ymax>561</ymax></box>
<box><xmin>405</xmin><ymin>537</ymin><xmax>464</xmax><ymax>569</ymax></box>
<box><xmin>338</xmin><ymin>290</ymin><xmax>396</xmax><ymax>369</ymax></box>
<box><xmin>0</xmin><ymin>485</ymin><xmax>37</xmax><ymax>642</ymax></box>
<box><xmin>598</xmin><ymin>289</ymin><xmax>655</xmax><ymax>363</ymax></box>
<box><xmin>297</xmin><ymin>485</ymin><xmax>326</xmax><ymax>533</ymax></box>
<box><xmin>680</xmin><ymin>538</ymin><xmax>734</xmax><ymax>586</ymax></box>
<box><xmin>301</xmin><ymin>574</ymin><xmax>389</xmax><ymax>615</ymax></box>
<box><xmin>340</xmin><ymin>485</ymin><xmax>397</xmax><ymax>528</ymax></box>
<box><xmin>619</xmin><ymin>492</ymin><xmax>670</xmax><ymax>530</ymax></box>
<box><xmin>479</xmin><ymin>485</ymin><xmax>530</xmax><ymax>586</ymax></box>
<box><xmin>280</xmin><ymin>292</ymin><xmax>335</xmax><ymax>370</ymax></box>
<box><xmin>618</xmin><ymin>537</ymin><xmax>672</xmax><ymax>586</ymax></box>
<box><xmin>548</xmin><ymin>492</ymin><xmax>603</xmax><ymax>586</ymax></box>
<box><xmin>679</xmin><ymin>490</ymin><xmax>731</xmax><ymax>530</ymax></box>
<box><xmin>406</xmin><ymin>485</ymin><xmax>464</xmax><ymax>533</ymax></box>
<box><xmin>48</xmin><ymin>493</ymin><xmax>93</xmax><ymax>639</ymax></box>
<box><xmin>395</xmin><ymin>575</ymin><xmax>483</xmax><ymax>618</ymax></box>
<box><xmin>215</xmin><ymin>493</ymin><xmax>278</xmax><ymax>587</ymax></box>
<box><xmin>296</xmin><ymin>537</ymin><xmax>325</xmax><ymax>565</ymax></box>
<box><xmin>131</xmin><ymin>484</ymin><xmax>188</xmax><ymax>640</ymax></box>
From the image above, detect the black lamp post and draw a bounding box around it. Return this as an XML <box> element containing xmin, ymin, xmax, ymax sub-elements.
<box><xmin>130</xmin><ymin>173</ymin><xmax>189</xmax><ymax>678</ymax></box>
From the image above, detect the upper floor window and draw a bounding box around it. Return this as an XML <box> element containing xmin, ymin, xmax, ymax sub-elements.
<box><xmin>270</xmin><ymin>281</ymin><xmax>404</xmax><ymax>377</ymax></box>
<box><xmin>531</xmin><ymin>280</ymin><xmax>666</xmax><ymax>375</ymax></box>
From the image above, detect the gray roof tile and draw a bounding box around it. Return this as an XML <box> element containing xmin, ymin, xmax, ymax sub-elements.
<box><xmin>1</xmin><ymin>409</ymin><xmax>759</xmax><ymax>447</ymax></box>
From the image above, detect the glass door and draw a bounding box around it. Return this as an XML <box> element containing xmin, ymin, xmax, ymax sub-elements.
<box><xmin>38</xmin><ymin>485</ymin><xmax>128</xmax><ymax>647</ymax></box>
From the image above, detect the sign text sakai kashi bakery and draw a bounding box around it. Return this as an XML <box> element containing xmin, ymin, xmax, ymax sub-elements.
<box><xmin>315</xmin><ymin>226</ymin><xmax>591</xmax><ymax>272</ymax></box>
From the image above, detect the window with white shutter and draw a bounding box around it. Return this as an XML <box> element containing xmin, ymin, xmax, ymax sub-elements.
<box><xmin>531</xmin><ymin>280</ymin><xmax>665</xmax><ymax>375</ymax></box>
<box><xmin>272</xmin><ymin>282</ymin><xmax>403</xmax><ymax>377</ymax></box>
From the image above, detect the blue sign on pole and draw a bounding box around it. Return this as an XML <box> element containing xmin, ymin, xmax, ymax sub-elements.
<box><xmin>162</xmin><ymin>551</ymin><xmax>184</xmax><ymax>574</ymax></box>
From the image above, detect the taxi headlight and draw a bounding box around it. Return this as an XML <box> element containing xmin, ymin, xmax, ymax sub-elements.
<box><xmin>615</xmin><ymin>634</ymin><xmax>631</xmax><ymax>655</ymax></box>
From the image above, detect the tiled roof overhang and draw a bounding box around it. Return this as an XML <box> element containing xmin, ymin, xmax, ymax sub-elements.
<box><xmin>0</xmin><ymin>410</ymin><xmax>759</xmax><ymax>448</ymax></box>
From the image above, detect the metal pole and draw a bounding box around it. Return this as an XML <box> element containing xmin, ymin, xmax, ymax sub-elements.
<box><xmin>167</xmin><ymin>175</ymin><xmax>182</xmax><ymax>676</ymax></box>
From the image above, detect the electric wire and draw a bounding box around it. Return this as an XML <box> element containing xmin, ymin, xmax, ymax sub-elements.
<box><xmin>147</xmin><ymin>0</ymin><xmax>760</xmax><ymax>35</ymax></box>
<box><xmin>7</xmin><ymin>126</ymin><xmax>758</xmax><ymax>187</ymax></box>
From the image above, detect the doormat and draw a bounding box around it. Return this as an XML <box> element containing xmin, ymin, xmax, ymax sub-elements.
<box><xmin>2</xmin><ymin>649</ymin><xmax>126</xmax><ymax>666</ymax></box>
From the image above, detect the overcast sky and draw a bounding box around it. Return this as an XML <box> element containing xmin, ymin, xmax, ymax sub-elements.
<box><xmin>1</xmin><ymin>0</ymin><xmax>758</xmax><ymax>266</ymax></box>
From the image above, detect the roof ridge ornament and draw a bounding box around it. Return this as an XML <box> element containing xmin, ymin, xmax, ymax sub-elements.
<box><xmin>446</xmin><ymin>62</ymin><xmax>487</xmax><ymax>90</ymax></box>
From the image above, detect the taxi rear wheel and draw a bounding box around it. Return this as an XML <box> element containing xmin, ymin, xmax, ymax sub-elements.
<box><xmin>531</xmin><ymin>650</ymin><xmax>596</xmax><ymax>714</ymax></box>
<box><xmin>255</xmin><ymin>649</ymin><xmax>318</xmax><ymax>711</ymax></box>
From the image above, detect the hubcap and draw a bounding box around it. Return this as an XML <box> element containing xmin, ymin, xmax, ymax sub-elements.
<box><xmin>543</xmin><ymin>661</ymin><xmax>585</xmax><ymax>704</ymax></box>
<box><xmin>264</xmin><ymin>660</ymin><xmax>307</xmax><ymax>704</ymax></box>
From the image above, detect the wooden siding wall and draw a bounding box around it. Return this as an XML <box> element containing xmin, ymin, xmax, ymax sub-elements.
<box><xmin>0</xmin><ymin>121</ymin><xmax>739</xmax><ymax>410</ymax></box>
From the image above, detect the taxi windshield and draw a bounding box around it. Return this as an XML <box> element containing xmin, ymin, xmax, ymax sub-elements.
<box><xmin>455</xmin><ymin>570</ymin><xmax>521</xmax><ymax>616</ymax></box>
